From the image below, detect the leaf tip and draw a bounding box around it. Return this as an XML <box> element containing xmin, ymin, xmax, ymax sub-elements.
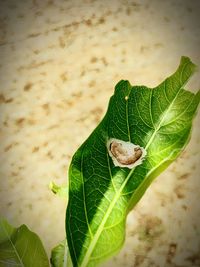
<box><xmin>114</xmin><ymin>80</ymin><xmax>132</xmax><ymax>94</ymax></box>
<box><xmin>180</xmin><ymin>56</ymin><xmax>197</xmax><ymax>73</ymax></box>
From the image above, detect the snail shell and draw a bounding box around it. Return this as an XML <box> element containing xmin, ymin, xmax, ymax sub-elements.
<box><xmin>107</xmin><ymin>138</ymin><xmax>147</xmax><ymax>169</ymax></box>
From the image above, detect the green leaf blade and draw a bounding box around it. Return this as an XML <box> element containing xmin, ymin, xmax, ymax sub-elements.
<box><xmin>0</xmin><ymin>218</ymin><xmax>49</xmax><ymax>267</ymax></box>
<box><xmin>66</xmin><ymin>57</ymin><xmax>199</xmax><ymax>267</ymax></box>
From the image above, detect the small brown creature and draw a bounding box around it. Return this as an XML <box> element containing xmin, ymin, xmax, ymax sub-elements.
<box><xmin>110</xmin><ymin>141</ymin><xmax>142</xmax><ymax>165</ymax></box>
<box><xmin>107</xmin><ymin>138</ymin><xmax>147</xmax><ymax>169</ymax></box>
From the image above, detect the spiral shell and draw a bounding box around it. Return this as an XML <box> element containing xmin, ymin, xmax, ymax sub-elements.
<box><xmin>107</xmin><ymin>138</ymin><xmax>147</xmax><ymax>169</ymax></box>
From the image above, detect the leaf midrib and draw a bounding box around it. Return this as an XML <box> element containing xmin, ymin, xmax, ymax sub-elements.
<box><xmin>80</xmin><ymin>156</ymin><xmax>132</xmax><ymax>267</ymax></box>
<box><xmin>80</xmin><ymin>65</ymin><xmax>189</xmax><ymax>267</ymax></box>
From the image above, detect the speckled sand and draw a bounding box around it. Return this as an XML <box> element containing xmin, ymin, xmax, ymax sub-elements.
<box><xmin>0</xmin><ymin>0</ymin><xmax>199</xmax><ymax>266</ymax></box>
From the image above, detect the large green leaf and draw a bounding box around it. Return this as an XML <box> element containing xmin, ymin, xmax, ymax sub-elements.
<box><xmin>0</xmin><ymin>218</ymin><xmax>49</xmax><ymax>267</ymax></box>
<box><xmin>66</xmin><ymin>57</ymin><xmax>200</xmax><ymax>267</ymax></box>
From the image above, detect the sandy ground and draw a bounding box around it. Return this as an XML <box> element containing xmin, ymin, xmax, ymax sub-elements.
<box><xmin>0</xmin><ymin>0</ymin><xmax>199</xmax><ymax>266</ymax></box>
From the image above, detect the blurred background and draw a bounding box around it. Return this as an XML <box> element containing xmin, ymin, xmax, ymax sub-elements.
<box><xmin>0</xmin><ymin>0</ymin><xmax>199</xmax><ymax>266</ymax></box>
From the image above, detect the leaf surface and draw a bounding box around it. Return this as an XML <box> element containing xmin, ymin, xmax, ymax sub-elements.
<box><xmin>51</xmin><ymin>240</ymin><xmax>72</xmax><ymax>267</ymax></box>
<box><xmin>66</xmin><ymin>57</ymin><xmax>200</xmax><ymax>267</ymax></box>
<box><xmin>0</xmin><ymin>218</ymin><xmax>49</xmax><ymax>267</ymax></box>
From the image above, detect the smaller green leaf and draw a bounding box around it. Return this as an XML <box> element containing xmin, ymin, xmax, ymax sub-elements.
<box><xmin>51</xmin><ymin>240</ymin><xmax>72</xmax><ymax>267</ymax></box>
<box><xmin>0</xmin><ymin>218</ymin><xmax>49</xmax><ymax>267</ymax></box>
<box><xmin>49</xmin><ymin>182</ymin><xmax>68</xmax><ymax>199</ymax></box>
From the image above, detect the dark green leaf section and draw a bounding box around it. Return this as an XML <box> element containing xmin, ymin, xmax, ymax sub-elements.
<box><xmin>51</xmin><ymin>240</ymin><xmax>72</xmax><ymax>267</ymax></box>
<box><xmin>66</xmin><ymin>57</ymin><xmax>200</xmax><ymax>267</ymax></box>
<box><xmin>0</xmin><ymin>218</ymin><xmax>49</xmax><ymax>267</ymax></box>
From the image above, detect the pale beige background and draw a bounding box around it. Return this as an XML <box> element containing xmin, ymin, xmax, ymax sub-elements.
<box><xmin>0</xmin><ymin>0</ymin><xmax>199</xmax><ymax>266</ymax></box>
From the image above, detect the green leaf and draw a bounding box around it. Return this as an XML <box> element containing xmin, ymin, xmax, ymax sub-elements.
<box><xmin>51</xmin><ymin>240</ymin><xmax>72</xmax><ymax>267</ymax></box>
<box><xmin>49</xmin><ymin>182</ymin><xmax>68</xmax><ymax>199</ymax></box>
<box><xmin>0</xmin><ymin>218</ymin><xmax>49</xmax><ymax>267</ymax></box>
<box><xmin>66</xmin><ymin>56</ymin><xmax>200</xmax><ymax>267</ymax></box>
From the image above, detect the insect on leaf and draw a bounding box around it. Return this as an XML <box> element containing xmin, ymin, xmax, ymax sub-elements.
<box><xmin>66</xmin><ymin>57</ymin><xmax>200</xmax><ymax>267</ymax></box>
